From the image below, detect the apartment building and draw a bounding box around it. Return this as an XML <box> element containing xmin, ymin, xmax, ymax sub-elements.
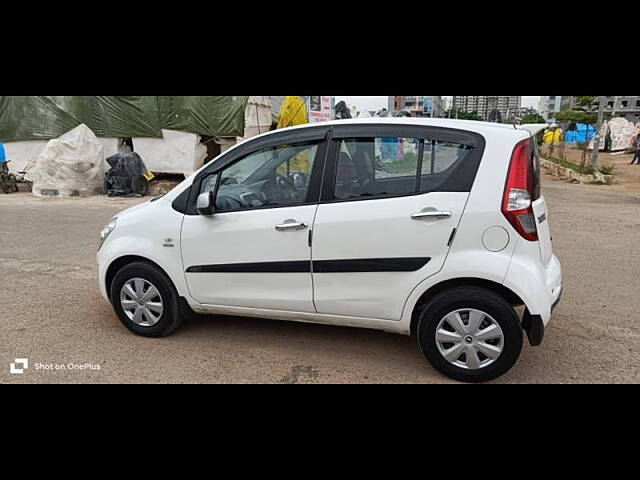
<box><xmin>507</xmin><ymin>107</ymin><xmax>538</xmax><ymax>123</ymax></box>
<box><xmin>560</xmin><ymin>96</ymin><xmax>640</xmax><ymax>122</ymax></box>
<box><xmin>452</xmin><ymin>96</ymin><xmax>521</xmax><ymax>121</ymax></box>
<box><xmin>388</xmin><ymin>96</ymin><xmax>444</xmax><ymax>118</ymax></box>
<box><xmin>538</xmin><ymin>96</ymin><xmax>562</xmax><ymax>120</ymax></box>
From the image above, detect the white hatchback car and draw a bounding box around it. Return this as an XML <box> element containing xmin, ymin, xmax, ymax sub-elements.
<box><xmin>98</xmin><ymin>118</ymin><xmax>562</xmax><ymax>382</ymax></box>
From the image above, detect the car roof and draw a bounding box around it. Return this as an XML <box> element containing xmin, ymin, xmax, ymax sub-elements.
<box><xmin>249</xmin><ymin>117</ymin><xmax>528</xmax><ymax>142</ymax></box>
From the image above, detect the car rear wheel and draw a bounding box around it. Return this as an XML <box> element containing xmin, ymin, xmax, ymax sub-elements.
<box><xmin>416</xmin><ymin>286</ymin><xmax>523</xmax><ymax>383</ymax></box>
<box><xmin>110</xmin><ymin>261</ymin><xmax>183</xmax><ymax>337</ymax></box>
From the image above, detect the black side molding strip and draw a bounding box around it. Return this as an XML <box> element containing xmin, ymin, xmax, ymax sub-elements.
<box><xmin>186</xmin><ymin>261</ymin><xmax>309</xmax><ymax>273</ymax></box>
<box><xmin>313</xmin><ymin>257</ymin><xmax>430</xmax><ymax>273</ymax></box>
<box><xmin>186</xmin><ymin>257</ymin><xmax>431</xmax><ymax>274</ymax></box>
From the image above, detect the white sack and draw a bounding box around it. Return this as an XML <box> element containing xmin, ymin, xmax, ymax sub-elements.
<box><xmin>27</xmin><ymin>124</ymin><xmax>105</xmax><ymax>197</ymax></box>
<box><xmin>132</xmin><ymin>129</ymin><xmax>207</xmax><ymax>176</ymax></box>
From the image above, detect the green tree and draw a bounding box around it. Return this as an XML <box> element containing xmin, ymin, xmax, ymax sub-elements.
<box><xmin>444</xmin><ymin>108</ymin><xmax>483</xmax><ymax>121</ymax></box>
<box><xmin>556</xmin><ymin>96</ymin><xmax>599</xmax><ymax>167</ymax></box>
<box><xmin>519</xmin><ymin>113</ymin><xmax>546</xmax><ymax>124</ymax></box>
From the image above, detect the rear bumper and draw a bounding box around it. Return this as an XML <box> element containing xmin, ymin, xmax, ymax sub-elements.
<box><xmin>523</xmin><ymin>286</ymin><xmax>561</xmax><ymax>346</ymax></box>
<box><xmin>504</xmin><ymin>234</ymin><xmax>562</xmax><ymax>320</ymax></box>
<box><xmin>551</xmin><ymin>286</ymin><xmax>563</xmax><ymax>313</ymax></box>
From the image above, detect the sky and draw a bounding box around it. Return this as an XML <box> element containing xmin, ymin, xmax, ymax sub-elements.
<box><xmin>335</xmin><ymin>96</ymin><xmax>541</xmax><ymax>113</ymax></box>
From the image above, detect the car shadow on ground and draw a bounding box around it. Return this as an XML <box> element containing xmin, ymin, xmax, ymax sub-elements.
<box><xmin>175</xmin><ymin>313</ymin><xmax>438</xmax><ymax>382</ymax></box>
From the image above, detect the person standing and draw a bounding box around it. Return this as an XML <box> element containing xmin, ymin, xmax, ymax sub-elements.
<box><xmin>630</xmin><ymin>133</ymin><xmax>640</xmax><ymax>165</ymax></box>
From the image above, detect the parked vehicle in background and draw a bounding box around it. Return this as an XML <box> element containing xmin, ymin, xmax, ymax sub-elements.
<box><xmin>0</xmin><ymin>160</ymin><xmax>19</xmax><ymax>194</ymax></box>
<box><xmin>98</xmin><ymin>118</ymin><xmax>562</xmax><ymax>382</ymax></box>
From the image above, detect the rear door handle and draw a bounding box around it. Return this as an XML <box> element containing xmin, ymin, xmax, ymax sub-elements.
<box><xmin>411</xmin><ymin>210</ymin><xmax>452</xmax><ymax>220</ymax></box>
<box><xmin>275</xmin><ymin>221</ymin><xmax>308</xmax><ymax>231</ymax></box>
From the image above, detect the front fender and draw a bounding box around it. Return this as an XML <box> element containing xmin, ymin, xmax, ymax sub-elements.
<box><xmin>97</xmin><ymin>198</ymin><xmax>188</xmax><ymax>301</ymax></box>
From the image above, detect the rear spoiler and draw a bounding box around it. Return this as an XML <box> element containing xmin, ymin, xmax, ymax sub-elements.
<box><xmin>516</xmin><ymin>124</ymin><xmax>548</xmax><ymax>136</ymax></box>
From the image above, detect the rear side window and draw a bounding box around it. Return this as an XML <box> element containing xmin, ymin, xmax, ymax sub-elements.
<box><xmin>420</xmin><ymin>141</ymin><xmax>473</xmax><ymax>193</ymax></box>
<box><xmin>333</xmin><ymin>136</ymin><xmax>476</xmax><ymax>201</ymax></box>
<box><xmin>530</xmin><ymin>137</ymin><xmax>541</xmax><ymax>200</ymax></box>
<box><xmin>335</xmin><ymin>137</ymin><xmax>419</xmax><ymax>199</ymax></box>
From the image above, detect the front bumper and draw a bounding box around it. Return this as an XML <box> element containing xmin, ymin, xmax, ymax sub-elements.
<box><xmin>97</xmin><ymin>251</ymin><xmax>110</xmax><ymax>303</ymax></box>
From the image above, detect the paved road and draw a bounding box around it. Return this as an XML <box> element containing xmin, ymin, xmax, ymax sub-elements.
<box><xmin>1</xmin><ymin>176</ymin><xmax>639</xmax><ymax>383</ymax></box>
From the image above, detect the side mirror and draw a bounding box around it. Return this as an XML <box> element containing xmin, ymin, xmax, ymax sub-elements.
<box><xmin>197</xmin><ymin>191</ymin><xmax>215</xmax><ymax>216</ymax></box>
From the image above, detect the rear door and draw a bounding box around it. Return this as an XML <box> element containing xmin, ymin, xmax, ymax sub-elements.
<box><xmin>311</xmin><ymin>124</ymin><xmax>485</xmax><ymax>321</ymax></box>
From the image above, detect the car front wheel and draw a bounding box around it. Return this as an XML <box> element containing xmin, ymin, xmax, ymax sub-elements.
<box><xmin>416</xmin><ymin>286</ymin><xmax>523</xmax><ymax>383</ymax></box>
<box><xmin>110</xmin><ymin>261</ymin><xmax>183</xmax><ymax>337</ymax></box>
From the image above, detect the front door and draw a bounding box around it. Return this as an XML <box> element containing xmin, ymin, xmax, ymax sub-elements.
<box><xmin>311</xmin><ymin>126</ymin><xmax>484</xmax><ymax>321</ymax></box>
<box><xmin>182</xmin><ymin>139</ymin><xmax>325</xmax><ymax>312</ymax></box>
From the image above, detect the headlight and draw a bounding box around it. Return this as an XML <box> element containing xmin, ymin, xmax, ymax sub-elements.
<box><xmin>98</xmin><ymin>218</ymin><xmax>117</xmax><ymax>251</ymax></box>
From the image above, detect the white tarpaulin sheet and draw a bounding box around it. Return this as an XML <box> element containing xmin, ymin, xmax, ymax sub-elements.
<box><xmin>589</xmin><ymin>118</ymin><xmax>638</xmax><ymax>151</ymax></box>
<box><xmin>132</xmin><ymin>129</ymin><xmax>207</xmax><ymax>176</ymax></box>
<box><xmin>240</xmin><ymin>96</ymin><xmax>273</xmax><ymax>140</ymax></box>
<box><xmin>4</xmin><ymin>137</ymin><xmax>117</xmax><ymax>175</ymax></box>
<box><xmin>27</xmin><ymin>124</ymin><xmax>106</xmax><ymax>197</ymax></box>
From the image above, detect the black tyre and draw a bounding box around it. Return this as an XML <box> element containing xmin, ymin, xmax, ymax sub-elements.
<box><xmin>8</xmin><ymin>174</ymin><xmax>19</xmax><ymax>192</ymax></box>
<box><xmin>110</xmin><ymin>261</ymin><xmax>183</xmax><ymax>337</ymax></box>
<box><xmin>416</xmin><ymin>286</ymin><xmax>523</xmax><ymax>383</ymax></box>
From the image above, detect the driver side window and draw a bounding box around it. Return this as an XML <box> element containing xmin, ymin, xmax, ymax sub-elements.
<box><xmin>210</xmin><ymin>142</ymin><xmax>319</xmax><ymax>213</ymax></box>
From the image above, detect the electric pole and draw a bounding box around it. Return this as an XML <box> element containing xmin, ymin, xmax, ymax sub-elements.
<box><xmin>591</xmin><ymin>95</ymin><xmax>605</xmax><ymax>171</ymax></box>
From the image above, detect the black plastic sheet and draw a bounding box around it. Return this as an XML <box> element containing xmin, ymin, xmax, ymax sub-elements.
<box><xmin>105</xmin><ymin>152</ymin><xmax>149</xmax><ymax>197</ymax></box>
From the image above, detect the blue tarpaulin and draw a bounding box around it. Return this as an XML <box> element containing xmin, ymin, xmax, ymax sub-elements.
<box><xmin>564</xmin><ymin>123</ymin><xmax>595</xmax><ymax>143</ymax></box>
<box><xmin>0</xmin><ymin>142</ymin><xmax>6</xmax><ymax>163</ymax></box>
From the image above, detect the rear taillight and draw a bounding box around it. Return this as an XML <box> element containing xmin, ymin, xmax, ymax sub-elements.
<box><xmin>502</xmin><ymin>139</ymin><xmax>538</xmax><ymax>241</ymax></box>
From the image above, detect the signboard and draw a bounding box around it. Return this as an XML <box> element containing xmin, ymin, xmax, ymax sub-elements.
<box><xmin>423</xmin><ymin>97</ymin><xmax>432</xmax><ymax>115</ymax></box>
<box><xmin>308</xmin><ymin>96</ymin><xmax>334</xmax><ymax>123</ymax></box>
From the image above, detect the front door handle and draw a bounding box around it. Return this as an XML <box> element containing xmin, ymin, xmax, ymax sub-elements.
<box><xmin>411</xmin><ymin>210</ymin><xmax>452</xmax><ymax>220</ymax></box>
<box><xmin>275</xmin><ymin>220</ymin><xmax>308</xmax><ymax>231</ymax></box>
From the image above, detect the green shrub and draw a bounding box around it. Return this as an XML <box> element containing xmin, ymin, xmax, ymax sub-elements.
<box><xmin>599</xmin><ymin>162</ymin><xmax>615</xmax><ymax>175</ymax></box>
<box><xmin>540</xmin><ymin>152</ymin><xmax>594</xmax><ymax>174</ymax></box>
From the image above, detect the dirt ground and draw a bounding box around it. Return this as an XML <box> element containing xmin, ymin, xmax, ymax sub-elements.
<box><xmin>1</xmin><ymin>173</ymin><xmax>639</xmax><ymax>384</ymax></box>
<box><xmin>542</xmin><ymin>144</ymin><xmax>640</xmax><ymax>194</ymax></box>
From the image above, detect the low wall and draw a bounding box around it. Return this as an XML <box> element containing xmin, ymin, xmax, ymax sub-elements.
<box><xmin>133</xmin><ymin>130</ymin><xmax>207</xmax><ymax>176</ymax></box>
<box><xmin>540</xmin><ymin>157</ymin><xmax>613</xmax><ymax>184</ymax></box>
